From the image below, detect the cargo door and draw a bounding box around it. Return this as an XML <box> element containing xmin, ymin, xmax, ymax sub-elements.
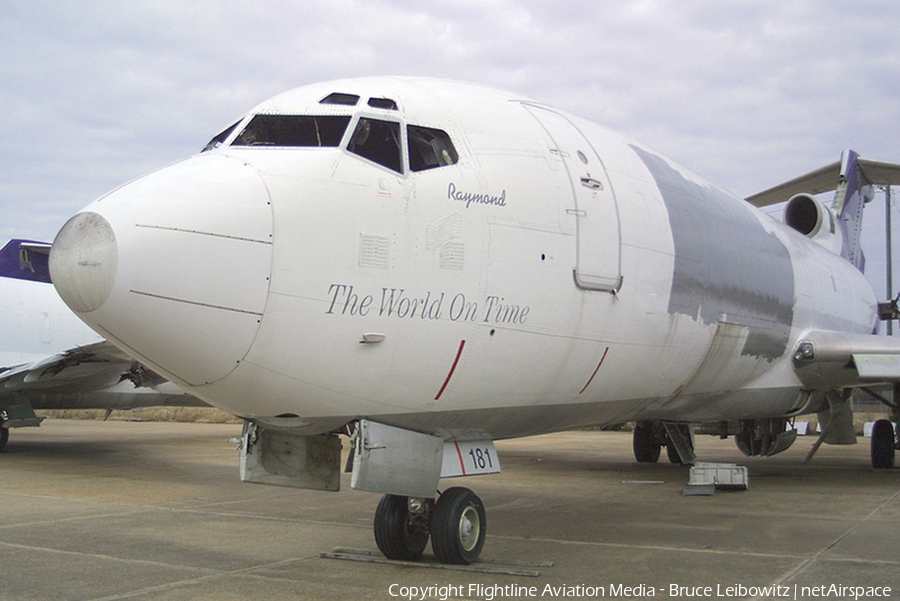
<box><xmin>524</xmin><ymin>105</ymin><xmax>622</xmax><ymax>292</ymax></box>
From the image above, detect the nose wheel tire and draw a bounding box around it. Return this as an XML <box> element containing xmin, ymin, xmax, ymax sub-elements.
<box><xmin>430</xmin><ymin>487</ymin><xmax>486</xmax><ymax>565</ymax></box>
<box><xmin>374</xmin><ymin>494</ymin><xmax>430</xmax><ymax>560</ymax></box>
<box><xmin>0</xmin><ymin>427</ymin><xmax>8</xmax><ymax>451</ymax></box>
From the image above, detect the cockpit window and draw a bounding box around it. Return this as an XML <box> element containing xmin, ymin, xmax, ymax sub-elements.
<box><xmin>408</xmin><ymin>126</ymin><xmax>459</xmax><ymax>172</ymax></box>
<box><xmin>202</xmin><ymin>120</ymin><xmax>241</xmax><ymax>152</ymax></box>
<box><xmin>231</xmin><ymin>115</ymin><xmax>351</xmax><ymax>147</ymax></box>
<box><xmin>347</xmin><ymin>118</ymin><xmax>402</xmax><ymax>173</ymax></box>
<box><xmin>368</xmin><ymin>97</ymin><xmax>398</xmax><ymax>110</ymax></box>
<box><xmin>320</xmin><ymin>93</ymin><xmax>360</xmax><ymax>106</ymax></box>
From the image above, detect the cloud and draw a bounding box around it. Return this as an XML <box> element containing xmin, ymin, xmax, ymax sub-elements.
<box><xmin>1</xmin><ymin>0</ymin><xmax>898</xmax><ymax>286</ymax></box>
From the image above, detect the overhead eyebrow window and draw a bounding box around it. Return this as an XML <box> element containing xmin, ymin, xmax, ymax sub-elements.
<box><xmin>348</xmin><ymin>118</ymin><xmax>402</xmax><ymax>173</ymax></box>
<box><xmin>320</xmin><ymin>93</ymin><xmax>360</xmax><ymax>106</ymax></box>
<box><xmin>368</xmin><ymin>97</ymin><xmax>398</xmax><ymax>110</ymax></box>
<box><xmin>202</xmin><ymin>120</ymin><xmax>241</xmax><ymax>152</ymax></box>
<box><xmin>408</xmin><ymin>125</ymin><xmax>459</xmax><ymax>172</ymax></box>
<box><xmin>231</xmin><ymin>115</ymin><xmax>351</xmax><ymax>147</ymax></box>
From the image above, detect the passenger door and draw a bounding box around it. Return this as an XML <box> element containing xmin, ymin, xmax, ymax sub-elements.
<box><xmin>524</xmin><ymin>105</ymin><xmax>622</xmax><ymax>292</ymax></box>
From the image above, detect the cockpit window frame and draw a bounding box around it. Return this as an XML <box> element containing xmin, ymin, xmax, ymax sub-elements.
<box><xmin>367</xmin><ymin>97</ymin><xmax>399</xmax><ymax>111</ymax></box>
<box><xmin>407</xmin><ymin>125</ymin><xmax>459</xmax><ymax>172</ymax></box>
<box><xmin>213</xmin><ymin>107</ymin><xmax>463</xmax><ymax>178</ymax></box>
<box><xmin>320</xmin><ymin>93</ymin><xmax>360</xmax><ymax>106</ymax></box>
<box><xmin>202</xmin><ymin>120</ymin><xmax>242</xmax><ymax>152</ymax></box>
<box><xmin>346</xmin><ymin>116</ymin><xmax>404</xmax><ymax>174</ymax></box>
<box><xmin>231</xmin><ymin>114</ymin><xmax>352</xmax><ymax>148</ymax></box>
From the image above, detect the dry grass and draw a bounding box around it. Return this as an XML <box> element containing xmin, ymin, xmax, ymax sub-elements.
<box><xmin>36</xmin><ymin>407</ymin><xmax>241</xmax><ymax>424</ymax></box>
<box><xmin>37</xmin><ymin>409</ymin><xmax>895</xmax><ymax>432</ymax></box>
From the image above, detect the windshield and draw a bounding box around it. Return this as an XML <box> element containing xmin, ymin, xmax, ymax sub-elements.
<box><xmin>202</xmin><ymin>121</ymin><xmax>240</xmax><ymax>152</ymax></box>
<box><xmin>347</xmin><ymin>118</ymin><xmax>402</xmax><ymax>173</ymax></box>
<box><xmin>220</xmin><ymin>110</ymin><xmax>460</xmax><ymax>177</ymax></box>
<box><xmin>231</xmin><ymin>115</ymin><xmax>351</xmax><ymax>147</ymax></box>
<box><xmin>408</xmin><ymin>125</ymin><xmax>458</xmax><ymax>172</ymax></box>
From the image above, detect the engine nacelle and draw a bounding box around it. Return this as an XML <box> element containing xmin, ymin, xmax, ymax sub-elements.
<box><xmin>784</xmin><ymin>193</ymin><xmax>842</xmax><ymax>254</ymax></box>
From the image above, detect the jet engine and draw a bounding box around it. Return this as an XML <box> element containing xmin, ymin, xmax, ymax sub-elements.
<box><xmin>784</xmin><ymin>193</ymin><xmax>842</xmax><ymax>254</ymax></box>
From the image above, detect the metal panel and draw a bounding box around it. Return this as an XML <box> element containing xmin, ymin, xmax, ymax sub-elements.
<box><xmin>239</xmin><ymin>422</ymin><xmax>342</xmax><ymax>491</ymax></box>
<box><xmin>351</xmin><ymin>420</ymin><xmax>443</xmax><ymax>498</ymax></box>
<box><xmin>631</xmin><ymin>145</ymin><xmax>794</xmax><ymax>361</ymax></box>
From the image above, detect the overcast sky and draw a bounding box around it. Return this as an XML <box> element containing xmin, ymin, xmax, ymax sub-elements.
<box><xmin>2</xmin><ymin>0</ymin><xmax>899</xmax><ymax>296</ymax></box>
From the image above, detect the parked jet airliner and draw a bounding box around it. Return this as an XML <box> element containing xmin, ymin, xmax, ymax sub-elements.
<box><xmin>0</xmin><ymin>239</ymin><xmax>204</xmax><ymax>449</ymax></box>
<box><xmin>47</xmin><ymin>77</ymin><xmax>900</xmax><ymax>565</ymax></box>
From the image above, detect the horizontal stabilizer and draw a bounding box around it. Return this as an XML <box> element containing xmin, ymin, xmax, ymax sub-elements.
<box><xmin>747</xmin><ymin>156</ymin><xmax>900</xmax><ymax>207</ymax></box>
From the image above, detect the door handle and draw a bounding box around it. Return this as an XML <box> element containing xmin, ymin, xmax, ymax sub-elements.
<box><xmin>580</xmin><ymin>177</ymin><xmax>604</xmax><ymax>190</ymax></box>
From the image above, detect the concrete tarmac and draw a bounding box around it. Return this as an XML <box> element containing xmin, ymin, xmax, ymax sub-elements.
<box><xmin>1</xmin><ymin>419</ymin><xmax>898</xmax><ymax>601</ymax></box>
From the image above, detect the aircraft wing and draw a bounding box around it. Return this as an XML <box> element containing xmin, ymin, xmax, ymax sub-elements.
<box><xmin>2</xmin><ymin>340</ymin><xmax>154</xmax><ymax>391</ymax></box>
<box><xmin>791</xmin><ymin>331</ymin><xmax>900</xmax><ymax>391</ymax></box>
<box><xmin>0</xmin><ymin>340</ymin><xmax>206</xmax><ymax>429</ymax></box>
<box><xmin>746</xmin><ymin>157</ymin><xmax>900</xmax><ymax>207</ymax></box>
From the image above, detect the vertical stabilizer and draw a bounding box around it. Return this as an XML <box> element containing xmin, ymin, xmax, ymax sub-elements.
<box><xmin>832</xmin><ymin>150</ymin><xmax>874</xmax><ymax>272</ymax></box>
<box><xmin>748</xmin><ymin>151</ymin><xmax>900</xmax><ymax>274</ymax></box>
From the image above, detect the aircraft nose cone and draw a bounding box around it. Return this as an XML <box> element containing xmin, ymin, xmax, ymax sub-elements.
<box><xmin>50</xmin><ymin>154</ymin><xmax>274</xmax><ymax>388</ymax></box>
<box><xmin>50</xmin><ymin>212</ymin><xmax>118</xmax><ymax>313</ymax></box>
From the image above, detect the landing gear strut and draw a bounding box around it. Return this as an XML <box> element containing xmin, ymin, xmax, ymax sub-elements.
<box><xmin>373</xmin><ymin>486</ymin><xmax>486</xmax><ymax>564</ymax></box>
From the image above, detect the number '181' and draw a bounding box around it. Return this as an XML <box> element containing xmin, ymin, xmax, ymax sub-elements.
<box><xmin>468</xmin><ymin>448</ymin><xmax>493</xmax><ymax>470</ymax></box>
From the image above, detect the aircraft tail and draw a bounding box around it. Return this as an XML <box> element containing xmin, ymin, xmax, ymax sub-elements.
<box><xmin>0</xmin><ymin>239</ymin><xmax>53</xmax><ymax>283</ymax></box>
<box><xmin>832</xmin><ymin>150</ymin><xmax>872</xmax><ymax>271</ymax></box>
<box><xmin>747</xmin><ymin>150</ymin><xmax>900</xmax><ymax>273</ymax></box>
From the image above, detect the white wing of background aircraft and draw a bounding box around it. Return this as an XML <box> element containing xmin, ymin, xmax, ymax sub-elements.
<box><xmin>0</xmin><ymin>240</ymin><xmax>204</xmax><ymax>449</ymax></box>
<box><xmin>45</xmin><ymin>77</ymin><xmax>900</xmax><ymax>565</ymax></box>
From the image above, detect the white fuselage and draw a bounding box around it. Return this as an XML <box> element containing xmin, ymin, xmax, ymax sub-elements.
<box><xmin>49</xmin><ymin>78</ymin><xmax>877</xmax><ymax>439</ymax></box>
<box><xmin>0</xmin><ymin>276</ymin><xmax>102</xmax><ymax>368</ymax></box>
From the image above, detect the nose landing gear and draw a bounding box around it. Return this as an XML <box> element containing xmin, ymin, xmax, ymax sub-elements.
<box><xmin>373</xmin><ymin>486</ymin><xmax>486</xmax><ymax>565</ymax></box>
